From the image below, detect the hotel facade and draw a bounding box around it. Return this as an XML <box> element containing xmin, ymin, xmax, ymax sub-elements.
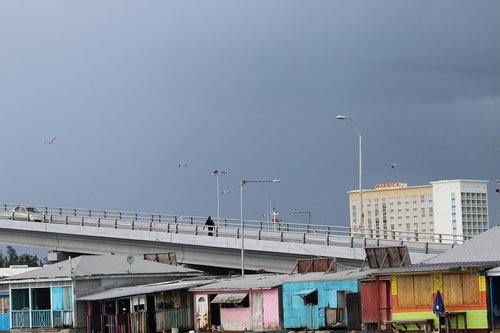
<box><xmin>347</xmin><ymin>179</ymin><xmax>489</xmax><ymax>242</ymax></box>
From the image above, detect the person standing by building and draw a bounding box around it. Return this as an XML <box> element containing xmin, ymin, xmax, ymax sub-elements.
<box><xmin>204</xmin><ymin>216</ymin><xmax>215</xmax><ymax>236</ymax></box>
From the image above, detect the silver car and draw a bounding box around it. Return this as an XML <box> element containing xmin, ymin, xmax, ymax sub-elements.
<box><xmin>10</xmin><ymin>206</ymin><xmax>44</xmax><ymax>222</ymax></box>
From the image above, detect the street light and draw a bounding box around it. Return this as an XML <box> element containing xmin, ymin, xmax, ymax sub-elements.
<box><xmin>213</xmin><ymin>170</ymin><xmax>228</xmax><ymax>226</ymax></box>
<box><xmin>292</xmin><ymin>208</ymin><xmax>312</xmax><ymax>225</ymax></box>
<box><xmin>240</xmin><ymin>179</ymin><xmax>280</xmax><ymax>278</ymax></box>
<box><xmin>337</xmin><ymin>114</ymin><xmax>363</xmax><ymax>230</ymax></box>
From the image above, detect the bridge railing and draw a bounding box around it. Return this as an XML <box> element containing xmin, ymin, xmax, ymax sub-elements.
<box><xmin>0</xmin><ymin>202</ymin><xmax>463</xmax><ymax>253</ymax></box>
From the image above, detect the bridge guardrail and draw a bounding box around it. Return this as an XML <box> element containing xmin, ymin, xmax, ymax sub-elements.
<box><xmin>0</xmin><ymin>202</ymin><xmax>462</xmax><ymax>254</ymax></box>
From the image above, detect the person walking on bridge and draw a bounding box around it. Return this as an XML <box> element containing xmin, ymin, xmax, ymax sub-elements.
<box><xmin>204</xmin><ymin>216</ymin><xmax>215</xmax><ymax>236</ymax></box>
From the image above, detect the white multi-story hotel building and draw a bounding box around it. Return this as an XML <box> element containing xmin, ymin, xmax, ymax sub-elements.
<box><xmin>347</xmin><ymin>179</ymin><xmax>489</xmax><ymax>242</ymax></box>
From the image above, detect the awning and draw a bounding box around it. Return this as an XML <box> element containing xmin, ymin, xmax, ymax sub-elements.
<box><xmin>487</xmin><ymin>267</ymin><xmax>500</xmax><ymax>277</ymax></box>
<box><xmin>211</xmin><ymin>293</ymin><xmax>248</xmax><ymax>304</ymax></box>
<box><xmin>294</xmin><ymin>289</ymin><xmax>317</xmax><ymax>297</ymax></box>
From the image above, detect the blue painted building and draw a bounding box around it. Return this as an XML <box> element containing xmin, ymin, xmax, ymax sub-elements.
<box><xmin>0</xmin><ymin>265</ymin><xmax>40</xmax><ymax>332</ymax></box>
<box><xmin>0</xmin><ymin>291</ymin><xmax>9</xmax><ymax>331</ymax></box>
<box><xmin>283</xmin><ymin>269</ymin><xmax>374</xmax><ymax>330</ymax></box>
<box><xmin>0</xmin><ymin>255</ymin><xmax>201</xmax><ymax>332</ymax></box>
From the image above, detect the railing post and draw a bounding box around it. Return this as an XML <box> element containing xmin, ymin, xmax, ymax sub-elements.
<box><xmin>258</xmin><ymin>229</ymin><xmax>261</xmax><ymax>240</ymax></box>
<box><xmin>215</xmin><ymin>226</ymin><xmax>218</xmax><ymax>237</ymax></box>
<box><xmin>97</xmin><ymin>218</ymin><xmax>100</xmax><ymax>227</ymax></box>
<box><xmin>149</xmin><ymin>221</ymin><xmax>152</xmax><ymax>231</ymax></box>
<box><xmin>237</xmin><ymin>227</ymin><xmax>240</xmax><ymax>239</ymax></box>
<box><xmin>302</xmin><ymin>233</ymin><xmax>306</xmax><ymax>244</ymax></box>
<box><xmin>103</xmin><ymin>211</ymin><xmax>106</xmax><ymax>218</ymax></box>
<box><xmin>114</xmin><ymin>219</ymin><xmax>118</xmax><ymax>229</ymax></box>
<box><xmin>81</xmin><ymin>217</ymin><xmax>84</xmax><ymax>226</ymax></box>
<box><xmin>280</xmin><ymin>231</ymin><xmax>284</xmax><ymax>242</ymax></box>
<box><xmin>166</xmin><ymin>222</ymin><xmax>170</xmax><ymax>233</ymax></box>
<box><xmin>73</xmin><ymin>208</ymin><xmax>77</xmax><ymax>216</ymax></box>
<box><xmin>195</xmin><ymin>225</ymin><xmax>198</xmax><ymax>235</ymax></box>
<box><xmin>326</xmin><ymin>234</ymin><xmax>330</xmax><ymax>246</ymax></box>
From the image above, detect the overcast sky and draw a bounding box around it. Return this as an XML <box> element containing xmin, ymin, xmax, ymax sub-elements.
<box><xmin>1</xmin><ymin>1</ymin><xmax>499</xmax><ymax>256</ymax></box>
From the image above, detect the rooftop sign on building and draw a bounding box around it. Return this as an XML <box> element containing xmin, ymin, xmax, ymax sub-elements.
<box><xmin>374</xmin><ymin>182</ymin><xmax>408</xmax><ymax>189</ymax></box>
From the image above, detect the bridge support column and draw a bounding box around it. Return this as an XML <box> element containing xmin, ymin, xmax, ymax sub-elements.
<box><xmin>47</xmin><ymin>251</ymin><xmax>70</xmax><ymax>263</ymax></box>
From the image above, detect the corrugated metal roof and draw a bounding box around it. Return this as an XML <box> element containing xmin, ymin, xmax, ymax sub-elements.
<box><xmin>371</xmin><ymin>261</ymin><xmax>497</xmax><ymax>275</ymax></box>
<box><xmin>0</xmin><ymin>266</ymin><xmax>40</xmax><ymax>279</ymax></box>
<box><xmin>424</xmin><ymin>226</ymin><xmax>500</xmax><ymax>265</ymax></box>
<box><xmin>284</xmin><ymin>269</ymin><xmax>378</xmax><ymax>283</ymax></box>
<box><xmin>2</xmin><ymin>255</ymin><xmax>201</xmax><ymax>282</ymax></box>
<box><xmin>80</xmin><ymin>279</ymin><xmax>215</xmax><ymax>301</ymax></box>
<box><xmin>192</xmin><ymin>269</ymin><xmax>377</xmax><ymax>292</ymax></box>
<box><xmin>190</xmin><ymin>274</ymin><xmax>295</xmax><ymax>291</ymax></box>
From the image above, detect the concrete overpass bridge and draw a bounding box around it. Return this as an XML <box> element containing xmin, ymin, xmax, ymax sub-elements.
<box><xmin>0</xmin><ymin>203</ymin><xmax>460</xmax><ymax>273</ymax></box>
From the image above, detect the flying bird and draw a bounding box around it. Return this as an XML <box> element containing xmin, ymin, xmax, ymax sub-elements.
<box><xmin>44</xmin><ymin>137</ymin><xmax>56</xmax><ymax>144</ymax></box>
<box><xmin>178</xmin><ymin>163</ymin><xmax>188</xmax><ymax>168</ymax></box>
<box><xmin>390</xmin><ymin>162</ymin><xmax>397</xmax><ymax>168</ymax></box>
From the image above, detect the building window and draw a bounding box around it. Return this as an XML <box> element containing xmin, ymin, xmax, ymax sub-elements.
<box><xmin>397</xmin><ymin>275</ymin><xmax>433</xmax><ymax>306</ymax></box>
<box><xmin>0</xmin><ymin>297</ymin><xmax>9</xmax><ymax>314</ymax></box>
<box><xmin>442</xmin><ymin>273</ymin><xmax>480</xmax><ymax>305</ymax></box>
<box><xmin>299</xmin><ymin>290</ymin><xmax>318</xmax><ymax>306</ymax></box>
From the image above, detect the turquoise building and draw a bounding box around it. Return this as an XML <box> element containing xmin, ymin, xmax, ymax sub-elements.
<box><xmin>282</xmin><ymin>270</ymin><xmax>373</xmax><ymax>330</ymax></box>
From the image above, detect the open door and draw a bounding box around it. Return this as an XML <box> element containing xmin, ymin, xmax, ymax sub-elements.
<box><xmin>147</xmin><ymin>295</ymin><xmax>156</xmax><ymax>333</ymax></box>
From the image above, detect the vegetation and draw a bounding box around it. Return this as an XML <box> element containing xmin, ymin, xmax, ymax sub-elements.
<box><xmin>0</xmin><ymin>246</ymin><xmax>45</xmax><ymax>267</ymax></box>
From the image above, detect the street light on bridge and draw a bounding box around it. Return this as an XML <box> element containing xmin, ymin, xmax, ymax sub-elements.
<box><xmin>337</xmin><ymin>114</ymin><xmax>363</xmax><ymax>230</ymax></box>
<box><xmin>212</xmin><ymin>169</ymin><xmax>228</xmax><ymax>227</ymax></box>
<box><xmin>240</xmin><ymin>179</ymin><xmax>280</xmax><ymax>278</ymax></box>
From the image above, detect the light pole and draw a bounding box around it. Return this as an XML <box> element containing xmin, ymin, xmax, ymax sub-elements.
<box><xmin>292</xmin><ymin>208</ymin><xmax>312</xmax><ymax>226</ymax></box>
<box><xmin>337</xmin><ymin>115</ymin><xmax>363</xmax><ymax>230</ymax></box>
<box><xmin>240</xmin><ymin>179</ymin><xmax>280</xmax><ymax>278</ymax></box>
<box><xmin>213</xmin><ymin>170</ymin><xmax>228</xmax><ymax>226</ymax></box>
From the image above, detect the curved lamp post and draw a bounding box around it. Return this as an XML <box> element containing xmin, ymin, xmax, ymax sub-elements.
<box><xmin>337</xmin><ymin>115</ymin><xmax>363</xmax><ymax>229</ymax></box>
<box><xmin>212</xmin><ymin>170</ymin><xmax>228</xmax><ymax>226</ymax></box>
<box><xmin>240</xmin><ymin>179</ymin><xmax>280</xmax><ymax>278</ymax></box>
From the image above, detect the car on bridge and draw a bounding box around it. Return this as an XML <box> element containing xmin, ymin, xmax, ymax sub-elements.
<box><xmin>10</xmin><ymin>206</ymin><xmax>44</xmax><ymax>222</ymax></box>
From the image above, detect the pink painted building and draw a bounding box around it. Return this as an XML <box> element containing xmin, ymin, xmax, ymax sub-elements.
<box><xmin>190</xmin><ymin>274</ymin><xmax>293</xmax><ymax>332</ymax></box>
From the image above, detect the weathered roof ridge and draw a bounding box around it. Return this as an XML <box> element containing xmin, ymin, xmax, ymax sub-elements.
<box><xmin>2</xmin><ymin>254</ymin><xmax>201</xmax><ymax>282</ymax></box>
